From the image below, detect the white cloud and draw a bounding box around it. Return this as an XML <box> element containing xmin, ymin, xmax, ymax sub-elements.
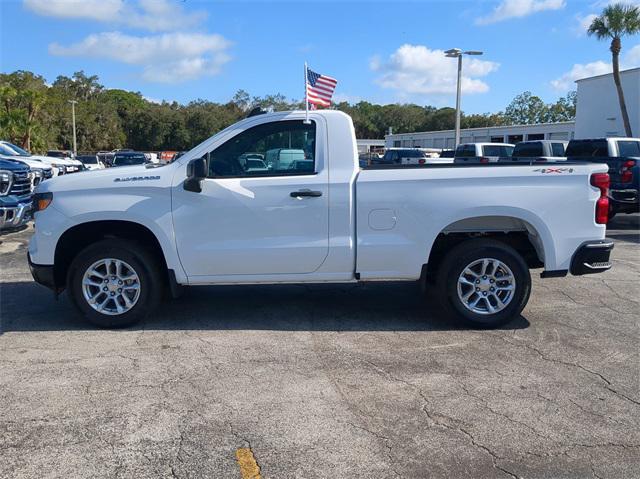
<box><xmin>24</xmin><ymin>0</ymin><xmax>206</xmax><ymax>32</ymax></box>
<box><xmin>476</xmin><ymin>0</ymin><xmax>565</xmax><ymax>25</ymax></box>
<box><xmin>624</xmin><ymin>43</ymin><xmax>640</xmax><ymax>65</ymax></box>
<box><xmin>50</xmin><ymin>32</ymin><xmax>232</xmax><ymax>83</ymax></box>
<box><xmin>573</xmin><ymin>13</ymin><xmax>597</xmax><ymax>36</ymax></box>
<box><xmin>371</xmin><ymin>44</ymin><xmax>499</xmax><ymax>98</ymax></box>
<box><xmin>550</xmin><ymin>43</ymin><xmax>640</xmax><ymax>91</ymax></box>
<box><xmin>550</xmin><ymin>61</ymin><xmax>612</xmax><ymax>91</ymax></box>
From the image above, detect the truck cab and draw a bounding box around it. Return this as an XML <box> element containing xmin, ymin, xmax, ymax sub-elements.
<box><xmin>507</xmin><ymin>140</ymin><xmax>567</xmax><ymax>162</ymax></box>
<box><xmin>454</xmin><ymin>143</ymin><xmax>515</xmax><ymax>163</ymax></box>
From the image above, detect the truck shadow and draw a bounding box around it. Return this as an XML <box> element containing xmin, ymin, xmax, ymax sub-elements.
<box><xmin>1</xmin><ymin>280</ymin><xmax>530</xmax><ymax>333</ymax></box>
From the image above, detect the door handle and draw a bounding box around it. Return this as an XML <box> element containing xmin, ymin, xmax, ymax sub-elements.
<box><xmin>290</xmin><ymin>190</ymin><xmax>322</xmax><ymax>198</ymax></box>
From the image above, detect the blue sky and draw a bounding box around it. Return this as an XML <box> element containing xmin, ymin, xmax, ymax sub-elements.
<box><xmin>1</xmin><ymin>0</ymin><xmax>639</xmax><ymax>114</ymax></box>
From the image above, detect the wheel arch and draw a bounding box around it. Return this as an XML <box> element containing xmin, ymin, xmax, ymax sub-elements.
<box><xmin>424</xmin><ymin>212</ymin><xmax>555</xmax><ymax>278</ymax></box>
<box><xmin>54</xmin><ymin>220</ymin><xmax>170</xmax><ymax>290</ymax></box>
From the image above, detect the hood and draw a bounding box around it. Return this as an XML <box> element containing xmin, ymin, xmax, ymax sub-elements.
<box><xmin>0</xmin><ymin>154</ymin><xmax>52</xmax><ymax>171</ymax></box>
<box><xmin>29</xmin><ymin>154</ymin><xmax>76</xmax><ymax>166</ymax></box>
<box><xmin>37</xmin><ymin>163</ymin><xmax>175</xmax><ymax>193</ymax></box>
<box><xmin>0</xmin><ymin>157</ymin><xmax>30</xmax><ymax>172</ymax></box>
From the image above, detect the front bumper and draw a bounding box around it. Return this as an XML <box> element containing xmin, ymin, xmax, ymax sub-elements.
<box><xmin>28</xmin><ymin>252</ymin><xmax>56</xmax><ymax>291</ymax></box>
<box><xmin>0</xmin><ymin>201</ymin><xmax>33</xmax><ymax>230</ymax></box>
<box><xmin>570</xmin><ymin>240</ymin><xmax>614</xmax><ymax>276</ymax></box>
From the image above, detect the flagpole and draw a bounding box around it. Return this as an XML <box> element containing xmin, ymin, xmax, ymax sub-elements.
<box><xmin>304</xmin><ymin>62</ymin><xmax>310</xmax><ymax>124</ymax></box>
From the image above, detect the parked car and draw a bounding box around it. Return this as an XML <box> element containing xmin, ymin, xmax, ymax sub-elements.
<box><xmin>499</xmin><ymin>140</ymin><xmax>568</xmax><ymax>164</ymax></box>
<box><xmin>454</xmin><ymin>143</ymin><xmax>515</xmax><ymax>164</ymax></box>
<box><xmin>0</xmin><ymin>153</ymin><xmax>52</xmax><ymax>188</ymax></box>
<box><xmin>264</xmin><ymin>148</ymin><xmax>306</xmax><ymax>170</ymax></box>
<box><xmin>46</xmin><ymin>150</ymin><xmax>84</xmax><ymax>172</ymax></box>
<box><xmin>358</xmin><ymin>152</ymin><xmax>383</xmax><ymax>168</ymax></box>
<box><xmin>565</xmin><ymin>138</ymin><xmax>640</xmax><ymax>218</ymax></box>
<box><xmin>0</xmin><ymin>141</ymin><xmax>74</xmax><ymax>176</ymax></box>
<box><xmin>0</xmin><ymin>158</ymin><xmax>33</xmax><ymax>230</ymax></box>
<box><xmin>97</xmin><ymin>151</ymin><xmax>115</xmax><ymax>167</ymax></box>
<box><xmin>112</xmin><ymin>151</ymin><xmax>147</xmax><ymax>167</ymax></box>
<box><xmin>77</xmin><ymin>154</ymin><xmax>105</xmax><ymax>171</ymax></box>
<box><xmin>144</xmin><ymin>152</ymin><xmax>160</xmax><ymax>164</ymax></box>
<box><xmin>159</xmin><ymin>151</ymin><xmax>177</xmax><ymax>163</ymax></box>
<box><xmin>29</xmin><ymin>110</ymin><xmax>613</xmax><ymax>330</ymax></box>
<box><xmin>378</xmin><ymin>148</ymin><xmax>431</xmax><ymax>165</ymax></box>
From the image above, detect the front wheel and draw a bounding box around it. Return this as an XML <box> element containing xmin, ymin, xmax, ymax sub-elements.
<box><xmin>67</xmin><ymin>239</ymin><xmax>163</xmax><ymax>328</ymax></box>
<box><xmin>436</xmin><ymin>238</ymin><xmax>531</xmax><ymax>329</ymax></box>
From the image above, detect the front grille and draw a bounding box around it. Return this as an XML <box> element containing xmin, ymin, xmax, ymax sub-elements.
<box><xmin>29</xmin><ymin>170</ymin><xmax>44</xmax><ymax>188</ymax></box>
<box><xmin>10</xmin><ymin>171</ymin><xmax>32</xmax><ymax>196</ymax></box>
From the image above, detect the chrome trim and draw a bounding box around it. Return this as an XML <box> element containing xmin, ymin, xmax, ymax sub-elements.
<box><xmin>0</xmin><ymin>201</ymin><xmax>32</xmax><ymax>229</ymax></box>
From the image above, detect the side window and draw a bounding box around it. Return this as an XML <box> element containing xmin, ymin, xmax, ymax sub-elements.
<box><xmin>456</xmin><ymin>145</ymin><xmax>474</xmax><ymax>157</ymax></box>
<box><xmin>551</xmin><ymin>142</ymin><xmax>565</xmax><ymax>157</ymax></box>
<box><xmin>515</xmin><ymin>143</ymin><xmax>541</xmax><ymax>157</ymax></box>
<box><xmin>464</xmin><ymin>145</ymin><xmax>476</xmax><ymax>157</ymax></box>
<box><xmin>207</xmin><ymin>120</ymin><xmax>316</xmax><ymax>177</ymax></box>
<box><xmin>618</xmin><ymin>141</ymin><xmax>640</xmax><ymax>157</ymax></box>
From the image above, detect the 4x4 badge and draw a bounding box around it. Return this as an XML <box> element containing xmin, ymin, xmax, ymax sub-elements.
<box><xmin>533</xmin><ymin>167</ymin><xmax>574</xmax><ymax>173</ymax></box>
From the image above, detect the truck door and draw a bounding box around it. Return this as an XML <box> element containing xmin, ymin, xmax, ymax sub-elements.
<box><xmin>172</xmin><ymin>118</ymin><xmax>329</xmax><ymax>277</ymax></box>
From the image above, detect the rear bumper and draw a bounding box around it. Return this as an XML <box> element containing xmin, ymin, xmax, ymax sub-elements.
<box><xmin>570</xmin><ymin>240</ymin><xmax>614</xmax><ymax>276</ymax></box>
<box><xmin>28</xmin><ymin>252</ymin><xmax>56</xmax><ymax>291</ymax></box>
<box><xmin>610</xmin><ymin>188</ymin><xmax>639</xmax><ymax>214</ymax></box>
<box><xmin>0</xmin><ymin>201</ymin><xmax>33</xmax><ymax>230</ymax></box>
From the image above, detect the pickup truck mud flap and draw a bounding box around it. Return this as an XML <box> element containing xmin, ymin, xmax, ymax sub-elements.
<box><xmin>570</xmin><ymin>240</ymin><xmax>614</xmax><ymax>275</ymax></box>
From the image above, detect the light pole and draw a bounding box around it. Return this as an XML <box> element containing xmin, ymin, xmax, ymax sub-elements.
<box><xmin>69</xmin><ymin>100</ymin><xmax>78</xmax><ymax>156</ymax></box>
<box><xmin>444</xmin><ymin>48</ymin><xmax>483</xmax><ymax>148</ymax></box>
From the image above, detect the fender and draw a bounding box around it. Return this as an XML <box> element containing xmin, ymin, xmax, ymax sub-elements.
<box><xmin>427</xmin><ymin>206</ymin><xmax>556</xmax><ymax>270</ymax></box>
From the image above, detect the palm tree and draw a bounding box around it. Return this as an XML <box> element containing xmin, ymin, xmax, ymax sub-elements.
<box><xmin>588</xmin><ymin>3</ymin><xmax>640</xmax><ymax>137</ymax></box>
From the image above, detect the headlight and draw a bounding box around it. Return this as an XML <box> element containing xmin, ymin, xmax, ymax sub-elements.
<box><xmin>51</xmin><ymin>163</ymin><xmax>63</xmax><ymax>174</ymax></box>
<box><xmin>0</xmin><ymin>170</ymin><xmax>13</xmax><ymax>196</ymax></box>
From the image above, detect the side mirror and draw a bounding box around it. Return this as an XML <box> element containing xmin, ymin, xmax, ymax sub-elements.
<box><xmin>184</xmin><ymin>157</ymin><xmax>207</xmax><ymax>193</ymax></box>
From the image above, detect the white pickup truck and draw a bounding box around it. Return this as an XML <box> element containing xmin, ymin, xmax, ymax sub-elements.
<box><xmin>28</xmin><ymin>110</ymin><xmax>614</xmax><ymax>328</ymax></box>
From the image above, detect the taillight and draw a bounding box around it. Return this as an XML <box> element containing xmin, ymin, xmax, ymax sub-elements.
<box><xmin>479</xmin><ymin>157</ymin><xmax>489</xmax><ymax>164</ymax></box>
<box><xmin>621</xmin><ymin>159</ymin><xmax>635</xmax><ymax>183</ymax></box>
<box><xmin>419</xmin><ymin>158</ymin><xmax>425</xmax><ymax>165</ymax></box>
<box><xmin>590</xmin><ymin>173</ymin><xmax>609</xmax><ymax>224</ymax></box>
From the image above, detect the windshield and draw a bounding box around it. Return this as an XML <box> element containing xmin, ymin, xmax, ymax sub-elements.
<box><xmin>246</xmin><ymin>159</ymin><xmax>266</xmax><ymax>169</ymax></box>
<box><xmin>482</xmin><ymin>145</ymin><xmax>514</xmax><ymax>157</ymax></box>
<box><xmin>78</xmin><ymin>155</ymin><xmax>98</xmax><ymax>164</ymax></box>
<box><xmin>114</xmin><ymin>154</ymin><xmax>146</xmax><ymax>166</ymax></box>
<box><xmin>1</xmin><ymin>142</ymin><xmax>30</xmax><ymax>156</ymax></box>
<box><xmin>0</xmin><ymin>144</ymin><xmax>19</xmax><ymax>156</ymax></box>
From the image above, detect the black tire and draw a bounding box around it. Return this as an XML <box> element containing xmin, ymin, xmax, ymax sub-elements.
<box><xmin>436</xmin><ymin>238</ymin><xmax>531</xmax><ymax>329</ymax></box>
<box><xmin>67</xmin><ymin>239</ymin><xmax>163</xmax><ymax>328</ymax></box>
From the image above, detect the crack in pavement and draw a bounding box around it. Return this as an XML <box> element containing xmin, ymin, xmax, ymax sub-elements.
<box><xmin>491</xmin><ymin>334</ymin><xmax>640</xmax><ymax>408</ymax></box>
<box><xmin>361</xmin><ymin>358</ymin><xmax>521</xmax><ymax>479</ymax></box>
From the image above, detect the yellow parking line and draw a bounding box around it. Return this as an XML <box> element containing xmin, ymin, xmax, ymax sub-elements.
<box><xmin>236</xmin><ymin>447</ymin><xmax>262</xmax><ymax>479</ymax></box>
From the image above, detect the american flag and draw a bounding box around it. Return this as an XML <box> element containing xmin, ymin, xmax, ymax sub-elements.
<box><xmin>306</xmin><ymin>68</ymin><xmax>337</xmax><ymax>108</ymax></box>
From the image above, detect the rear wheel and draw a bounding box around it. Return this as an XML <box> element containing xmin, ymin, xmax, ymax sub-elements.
<box><xmin>436</xmin><ymin>238</ymin><xmax>531</xmax><ymax>328</ymax></box>
<box><xmin>68</xmin><ymin>239</ymin><xmax>163</xmax><ymax>328</ymax></box>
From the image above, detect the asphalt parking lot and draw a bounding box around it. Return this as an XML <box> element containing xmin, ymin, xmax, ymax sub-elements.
<box><xmin>1</xmin><ymin>215</ymin><xmax>639</xmax><ymax>479</ymax></box>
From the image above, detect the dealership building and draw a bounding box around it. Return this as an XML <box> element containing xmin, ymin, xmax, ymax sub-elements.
<box><xmin>384</xmin><ymin>67</ymin><xmax>640</xmax><ymax>149</ymax></box>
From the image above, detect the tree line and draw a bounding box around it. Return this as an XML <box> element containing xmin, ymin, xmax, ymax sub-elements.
<box><xmin>0</xmin><ymin>70</ymin><xmax>576</xmax><ymax>154</ymax></box>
